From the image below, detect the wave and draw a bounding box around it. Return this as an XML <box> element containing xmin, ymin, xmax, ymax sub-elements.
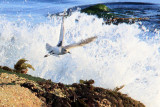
<box><xmin>0</xmin><ymin>11</ymin><xmax>160</xmax><ymax>107</ymax></box>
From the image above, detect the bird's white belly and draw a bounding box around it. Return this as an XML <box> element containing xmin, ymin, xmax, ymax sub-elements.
<box><xmin>53</xmin><ymin>47</ymin><xmax>62</xmax><ymax>54</ymax></box>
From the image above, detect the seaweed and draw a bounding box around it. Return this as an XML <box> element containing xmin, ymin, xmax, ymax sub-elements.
<box><xmin>0</xmin><ymin>58</ymin><xmax>35</xmax><ymax>74</ymax></box>
<box><xmin>14</xmin><ymin>58</ymin><xmax>35</xmax><ymax>73</ymax></box>
<box><xmin>81</xmin><ymin>4</ymin><xmax>114</xmax><ymax>18</ymax></box>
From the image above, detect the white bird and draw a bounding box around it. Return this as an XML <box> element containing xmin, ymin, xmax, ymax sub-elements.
<box><xmin>44</xmin><ymin>12</ymin><xmax>97</xmax><ymax>57</ymax></box>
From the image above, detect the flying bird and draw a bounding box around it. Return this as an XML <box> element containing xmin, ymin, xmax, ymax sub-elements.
<box><xmin>44</xmin><ymin>12</ymin><xmax>97</xmax><ymax>57</ymax></box>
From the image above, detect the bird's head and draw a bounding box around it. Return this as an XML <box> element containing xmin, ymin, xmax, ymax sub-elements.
<box><xmin>44</xmin><ymin>50</ymin><xmax>55</xmax><ymax>57</ymax></box>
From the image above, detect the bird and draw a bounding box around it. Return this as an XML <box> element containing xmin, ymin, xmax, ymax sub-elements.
<box><xmin>44</xmin><ymin>12</ymin><xmax>97</xmax><ymax>57</ymax></box>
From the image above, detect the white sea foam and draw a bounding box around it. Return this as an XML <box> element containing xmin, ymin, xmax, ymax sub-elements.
<box><xmin>0</xmin><ymin>12</ymin><xmax>160</xmax><ymax>107</ymax></box>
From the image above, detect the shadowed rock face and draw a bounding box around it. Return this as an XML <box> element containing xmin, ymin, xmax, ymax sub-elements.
<box><xmin>0</xmin><ymin>70</ymin><xmax>145</xmax><ymax>107</ymax></box>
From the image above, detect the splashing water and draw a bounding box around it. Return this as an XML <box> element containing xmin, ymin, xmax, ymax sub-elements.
<box><xmin>0</xmin><ymin>10</ymin><xmax>160</xmax><ymax>106</ymax></box>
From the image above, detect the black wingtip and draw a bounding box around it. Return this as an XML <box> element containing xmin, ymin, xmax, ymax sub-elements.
<box><xmin>57</xmin><ymin>41</ymin><xmax>62</xmax><ymax>47</ymax></box>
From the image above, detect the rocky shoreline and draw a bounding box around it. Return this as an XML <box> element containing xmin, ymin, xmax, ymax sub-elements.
<box><xmin>0</xmin><ymin>68</ymin><xmax>145</xmax><ymax>107</ymax></box>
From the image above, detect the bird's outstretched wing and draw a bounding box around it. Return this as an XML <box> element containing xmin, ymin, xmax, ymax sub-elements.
<box><xmin>57</xmin><ymin>11</ymin><xmax>65</xmax><ymax>47</ymax></box>
<box><xmin>64</xmin><ymin>36</ymin><xmax>97</xmax><ymax>50</ymax></box>
<box><xmin>46</xmin><ymin>43</ymin><xmax>53</xmax><ymax>52</ymax></box>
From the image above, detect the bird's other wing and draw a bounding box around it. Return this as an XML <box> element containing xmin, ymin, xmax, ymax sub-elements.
<box><xmin>46</xmin><ymin>43</ymin><xmax>53</xmax><ymax>52</ymax></box>
<box><xmin>64</xmin><ymin>36</ymin><xmax>97</xmax><ymax>50</ymax></box>
<box><xmin>57</xmin><ymin>12</ymin><xmax>65</xmax><ymax>47</ymax></box>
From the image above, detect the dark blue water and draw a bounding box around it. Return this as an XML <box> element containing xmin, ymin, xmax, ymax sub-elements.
<box><xmin>105</xmin><ymin>2</ymin><xmax>160</xmax><ymax>30</ymax></box>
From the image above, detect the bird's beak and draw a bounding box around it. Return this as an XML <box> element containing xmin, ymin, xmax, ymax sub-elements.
<box><xmin>44</xmin><ymin>54</ymin><xmax>49</xmax><ymax>57</ymax></box>
<box><xmin>68</xmin><ymin>51</ymin><xmax>71</xmax><ymax>54</ymax></box>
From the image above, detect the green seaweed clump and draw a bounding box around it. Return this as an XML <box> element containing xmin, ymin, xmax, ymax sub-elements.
<box><xmin>14</xmin><ymin>58</ymin><xmax>35</xmax><ymax>74</ymax></box>
<box><xmin>0</xmin><ymin>58</ymin><xmax>35</xmax><ymax>74</ymax></box>
<box><xmin>81</xmin><ymin>4</ymin><xmax>111</xmax><ymax>13</ymax></box>
<box><xmin>81</xmin><ymin>4</ymin><xmax>114</xmax><ymax>18</ymax></box>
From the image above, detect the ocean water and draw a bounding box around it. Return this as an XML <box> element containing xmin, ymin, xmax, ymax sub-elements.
<box><xmin>0</xmin><ymin>0</ymin><xmax>160</xmax><ymax>107</ymax></box>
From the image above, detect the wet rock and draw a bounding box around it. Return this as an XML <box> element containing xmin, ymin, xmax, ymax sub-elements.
<box><xmin>81</xmin><ymin>4</ymin><xmax>149</xmax><ymax>25</ymax></box>
<box><xmin>81</xmin><ymin>4</ymin><xmax>114</xmax><ymax>18</ymax></box>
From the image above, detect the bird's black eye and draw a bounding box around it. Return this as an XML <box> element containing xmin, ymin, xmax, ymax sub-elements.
<box><xmin>49</xmin><ymin>50</ymin><xmax>54</xmax><ymax>54</ymax></box>
<box><xmin>49</xmin><ymin>50</ymin><xmax>53</xmax><ymax>53</ymax></box>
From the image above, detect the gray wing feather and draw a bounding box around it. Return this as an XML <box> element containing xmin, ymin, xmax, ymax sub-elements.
<box><xmin>46</xmin><ymin>43</ymin><xmax>53</xmax><ymax>52</ymax></box>
<box><xmin>64</xmin><ymin>36</ymin><xmax>97</xmax><ymax>50</ymax></box>
<box><xmin>57</xmin><ymin>14</ymin><xmax>65</xmax><ymax>47</ymax></box>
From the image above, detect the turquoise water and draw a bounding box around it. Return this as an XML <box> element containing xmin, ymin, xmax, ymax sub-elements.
<box><xmin>0</xmin><ymin>1</ymin><xmax>160</xmax><ymax>107</ymax></box>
